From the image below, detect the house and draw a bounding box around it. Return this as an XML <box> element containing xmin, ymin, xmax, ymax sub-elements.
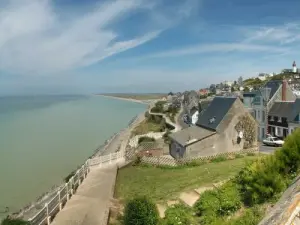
<box><xmin>258</xmin><ymin>73</ymin><xmax>268</xmax><ymax>81</ymax></box>
<box><xmin>267</xmin><ymin>99</ymin><xmax>300</xmax><ymax>139</ymax></box>
<box><xmin>199</xmin><ymin>88</ymin><xmax>208</xmax><ymax>96</ymax></box>
<box><xmin>249</xmin><ymin>80</ymin><xmax>296</xmax><ymax>140</ymax></box>
<box><xmin>183</xmin><ymin>90</ymin><xmax>199</xmax><ymax>106</ymax></box>
<box><xmin>242</xmin><ymin>91</ymin><xmax>258</xmax><ymax>111</ymax></box>
<box><xmin>169</xmin><ymin>97</ymin><xmax>257</xmax><ymax>159</ymax></box>
<box><xmin>183</xmin><ymin>90</ymin><xmax>200</xmax><ymax>117</ymax></box>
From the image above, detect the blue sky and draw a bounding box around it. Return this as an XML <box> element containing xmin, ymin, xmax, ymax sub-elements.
<box><xmin>0</xmin><ymin>0</ymin><xmax>300</xmax><ymax>94</ymax></box>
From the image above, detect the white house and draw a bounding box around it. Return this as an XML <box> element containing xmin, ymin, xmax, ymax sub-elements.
<box><xmin>258</xmin><ymin>73</ymin><xmax>268</xmax><ymax>81</ymax></box>
<box><xmin>191</xmin><ymin>110</ymin><xmax>199</xmax><ymax>125</ymax></box>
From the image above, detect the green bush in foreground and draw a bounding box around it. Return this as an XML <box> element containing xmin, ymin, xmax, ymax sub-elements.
<box><xmin>227</xmin><ymin>206</ymin><xmax>264</xmax><ymax>225</ymax></box>
<box><xmin>123</xmin><ymin>197</ymin><xmax>159</xmax><ymax>225</ymax></box>
<box><xmin>194</xmin><ymin>181</ymin><xmax>241</xmax><ymax>219</ymax></box>
<box><xmin>237</xmin><ymin>129</ymin><xmax>300</xmax><ymax>206</ymax></box>
<box><xmin>1</xmin><ymin>218</ymin><xmax>29</xmax><ymax>225</ymax></box>
<box><xmin>161</xmin><ymin>204</ymin><xmax>195</xmax><ymax>225</ymax></box>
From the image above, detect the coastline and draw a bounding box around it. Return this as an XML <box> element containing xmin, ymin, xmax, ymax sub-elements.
<box><xmin>96</xmin><ymin>94</ymin><xmax>156</xmax><ymax>105</ymax></box>
<box><xmin>12</xmin><ymin>110</ymin><xmax>146</xmax><ymax>221</ymax></box>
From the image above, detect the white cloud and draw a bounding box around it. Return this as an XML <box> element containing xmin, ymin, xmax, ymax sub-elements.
<box><xmin>242</xmin><ymin>23</ymin><xmax>300</xmax><ymax>44</ymax></box>
<box><xmin>0</xmin><ymin>0</ymin><xmax>190</xmax><ymax>75</ymax></box>
<box><xmin>142</xmin><ymin>43</ymin><xmax>289</xmax><ymax>59</ymax></box>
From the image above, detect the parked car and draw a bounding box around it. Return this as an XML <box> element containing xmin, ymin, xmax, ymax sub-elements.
<box><xmin>262</xmin><ymin>136</ymin><xmax>284</xmax><ymax>147</ymax></box>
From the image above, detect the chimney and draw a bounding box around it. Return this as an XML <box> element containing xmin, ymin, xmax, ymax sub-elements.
<box><xmin>282</xmin><ymin>80</ymin><xmax>287</xmax><ymax>101</ymax></box>
<box><xmin>198</xmin><ymin>101</ymin><xmax>202</xmax><ymax>113</ymax></box>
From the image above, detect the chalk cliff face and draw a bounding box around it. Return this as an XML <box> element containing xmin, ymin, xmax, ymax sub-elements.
<box><xmin>259</xmin><ymin>176</ymin><xmax>300</xmax><ymax>225</ymax></box>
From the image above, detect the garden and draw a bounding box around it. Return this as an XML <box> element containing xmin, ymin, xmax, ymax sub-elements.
<box><xmin>111</xmin><ymin>128</ymin><xmax>300</xmax><ymax>225</ymax></box>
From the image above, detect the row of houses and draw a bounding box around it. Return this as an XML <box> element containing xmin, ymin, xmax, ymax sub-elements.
<box><xmin>166</xmin><ymin>79</ymin><xmax>300</xmax><ymax>159</ymax></box>
<box><xmin>243</xmin><ymin>79</ymin><xmax>300</xmax><ymax>140</ymax></box>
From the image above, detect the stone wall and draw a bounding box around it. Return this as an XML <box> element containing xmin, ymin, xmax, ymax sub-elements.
<box><xmin>259</xmin><ymin>176</ymin><xmax>300</xmax><ymax>225</ymax></box>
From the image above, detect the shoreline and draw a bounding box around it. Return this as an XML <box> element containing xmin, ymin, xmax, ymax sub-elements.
<box><xmin>11</xmin><ymin>111</ymin><xmax>146</xmax><ymax>221</ymax></box>
<box><xmin>96</xmin><ymin>94</ymin><xmax>157</xmax><ymax>105</ymax></box>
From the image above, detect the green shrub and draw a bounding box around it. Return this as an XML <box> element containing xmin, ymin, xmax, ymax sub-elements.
<box><xmin>162</xmin><ymin>204</ymin><xmax>195</xmax><ymax>225</ymax></box>
<box><xmin>226</xmin><ymin>206</ymin><xmax>264</xmax><ymax>225</ymax></box>
<box><xmin>194</xmin><ymin>182</ymin><xmax>241</xmax><ymax>217</ymax></box>
<box><xmin>133</xmin><ymin>156</ymin><xmax>142</xmax><ymax>166</ymax></box>
<box><xmin>246</xmin><ymin>152</ymin><xmax>255</xmax><ymax>156</ymax></box>
<box><xmin>138</xmin><ymin>136</ymin><xmax>156</xmax><ymax>144</ymax></box>
<box><xmin>236</xmin><ymin>156</ymin><xmax>287</xmax><ymax>205</ymax></box>
<box><xmin>194</xmin><ymin>189</ymin><xmax>220</xmax><ymax>216</ymax></box>
<box><xmin>1</xmin><ymin>218</ymin><xmax>29</xmax><ymax>225</ymax></box>
<box><xmin>217</xmin><ymin>182</ymin><xmax>241</xmax><ymax>216</ymax></box>
<box><xmin>211</xmin><ymin>156</ymin><xmax>227</xmax><ymax>163</ymax></box>
<box><xmin>123</xmin><ymin>197</ymin><xmax>159</xmax><ymax>225</ymax></box>
<box><xmin>275</xmin><ymin>130</ymin><xmax>300</xmax><ymax>175</ymax></box>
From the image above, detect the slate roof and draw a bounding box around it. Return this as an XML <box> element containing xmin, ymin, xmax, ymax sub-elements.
<box><xmin>269</xmin><ymin>99</ymin><xmax>300</xmax><ymax>122</ymax></box>
<box><xmin>169</xmin><ymin>126</ymin><xmax>216</xmax><ymax>147</ymax></box>
<box><xmin>268</xmin><ymin>102</ymin><xmax>294</xmax><ymax>118</ymax></box>
<box><xmin>196</xmin><ymin>97</ymin><xmax>237</xmax><ymax>131</ymax></box>
<box><xmin>262</xmin><ymin>80</ymin><xmax>282</xmax><ymax>100</ymax></box>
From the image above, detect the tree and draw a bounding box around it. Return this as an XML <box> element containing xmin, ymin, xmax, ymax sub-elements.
<box><xmin>123</xmin><ymin>197</ymin><xmax>159</xmax><ymax>225</ymax></box>
<box><xmin>243</xmin><ymin>86</ymin><xmax>250</xmax><ymax>92</ymax></box>
<box><xmin>231</xmin><ymin>86</ymin><xmax>235</xmax><ymax>92</ymax></box>
<box><xmin>238</xmin><ymin>76</ymin><xmax>243</xmax><ymax>86</ymax></box>
<box><xmin>209</xmin><ymin>84</ymin><xmax>216</xmax><ymax>93</ymax></box>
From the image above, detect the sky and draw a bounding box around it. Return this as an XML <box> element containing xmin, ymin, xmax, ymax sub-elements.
<box><xmin>0</xmin><ymin>0</ymin><xmax>300</xmax><ymax>94</ymax></box>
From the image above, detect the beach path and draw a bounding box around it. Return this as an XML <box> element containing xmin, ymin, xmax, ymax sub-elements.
<box><xmin>51</xmin><ymin>165</ymin><xmax>117</xmax><ymax>225</ymax></box>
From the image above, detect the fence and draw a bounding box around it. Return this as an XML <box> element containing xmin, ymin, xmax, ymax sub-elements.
<box><xmin>140</xmin><ymin>147</ymin><xmax>259</xmax><ymax>167</ymax></box>
<box><xmin>27</xmin><ymin>150</ymin><xmax>125</xmax><ymax>225</ymax></box>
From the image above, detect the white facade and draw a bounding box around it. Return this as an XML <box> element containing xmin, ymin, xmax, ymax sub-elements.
<box><xmin>224</xmin><ymin>81</ymin><xmax>234</xmax><ymax>87</ymax></box>
<box><xmin>191</xmin><ymin>111</ymin><xmax>199</xmax><ymax>125</ymax></box>
<box><xmin>293</xmin><ymin>61</ymin><xmax>297</xmax><ymax>73</ymax></box>
<box><xmin>258</xmin><ymin>73</ymin><xmax>267</xmax><ymax>81</ymax></box>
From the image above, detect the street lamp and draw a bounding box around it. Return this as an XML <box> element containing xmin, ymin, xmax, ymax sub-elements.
<box><xmin>261</xmin><ymin>87</ymin><xmax>271</xmax><ymax>138</ymax></box>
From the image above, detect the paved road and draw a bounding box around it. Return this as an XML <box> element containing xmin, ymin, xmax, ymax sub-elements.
<box><xmin>259</xmin><ymin>143</ymin><xmax>278</xmax><ymax>154</ymax></box>
<box><xmin>177</xmin><ymin>110</ymin><xmax>189</xmax><ymax>129</ymax></box>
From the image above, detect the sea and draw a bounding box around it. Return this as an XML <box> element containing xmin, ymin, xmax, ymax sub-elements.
<box><xmin>0</xmin><ymin>95</ymin><xmax>146</xmax><ymax>218</ymax></box>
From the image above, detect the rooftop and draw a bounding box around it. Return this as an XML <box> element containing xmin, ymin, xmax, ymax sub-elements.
<box><xmin>196</xmin><ymin>97</ymin><xmax>237</xmax><ymax>131</ymax></box>
<box><xmin>169</xmin><ymin>126</ymin><xmax>215</xmax><ymax>147</ymax></box>
<box><xmin>269</xmin><ymin>99</ymin><xmax>300</xmax><ymax>122</ymax></box>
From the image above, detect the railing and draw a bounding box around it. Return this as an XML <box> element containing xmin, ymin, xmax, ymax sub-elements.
<box><xmin>27</xmin><ymin>150</ymin><xmax>125</xmax><ymax>225</ymax></box>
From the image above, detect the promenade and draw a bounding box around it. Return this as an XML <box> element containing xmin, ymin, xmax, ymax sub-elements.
<box><xmin>49</xmin><ymin>113</ymin><xmax>145</xmax><ymax>225</ymax></box>
<box><xmin>51</xmin><ymin>165</ymin><xmax>117</xmax><ymax>225</ymax></box>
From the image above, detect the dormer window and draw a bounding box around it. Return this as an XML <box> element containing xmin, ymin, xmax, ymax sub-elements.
<box><xmin>278</xmin><ymin>117</ymin><xmax>282</xmax><ymax>123</ymax></box>
<box><xmin>270</xmin><ymin>116</ymin><xmax>274</xmax><ymax>121</ymax></box>
<box><xmin>209</xmin><ymin>117</ymin><xmax>216</xmax><ymax>124</ymax></box>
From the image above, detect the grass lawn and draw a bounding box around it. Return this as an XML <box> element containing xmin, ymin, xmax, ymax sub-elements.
<box><xmin>115</xmin><ymin>155</ymin><xmax>260</xmax><ymax>202</ymax></box>
<box><xmin>132</xmin><ymin>119</ymin><xmax>163</xmax><ymax>135</ymax></box>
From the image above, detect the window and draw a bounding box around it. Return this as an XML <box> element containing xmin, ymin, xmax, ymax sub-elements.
<box><xmin>258</xmin><ymin>110</ymin><xmax>260</xmax><ymax>120</ymax></box>
<box><xmin>262</xmin><ymin>110</ymin><xmax>265</xmax><ymax>122</ymax></box>
<box><xmin>262</xmin><ymin>127</ymin><xmax>265</xmax><ymax>138</ymax></box>
<box><xmin>277</xmin><ymin>127</ymin><xmax>282</xmax><ymax>136</ymax></box>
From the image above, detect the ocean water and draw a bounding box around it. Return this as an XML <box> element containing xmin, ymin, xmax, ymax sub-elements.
<box><xmin>0</xmin><ymin>95</ymin><xmax>146</xmax><ymax>216</ymax></box>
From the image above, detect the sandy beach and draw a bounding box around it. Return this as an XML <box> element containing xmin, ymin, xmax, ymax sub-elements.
<box><xmin>96</xmin><ymin>94</ymin><xmax>158</xmax><ymax>105</ymax></box>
